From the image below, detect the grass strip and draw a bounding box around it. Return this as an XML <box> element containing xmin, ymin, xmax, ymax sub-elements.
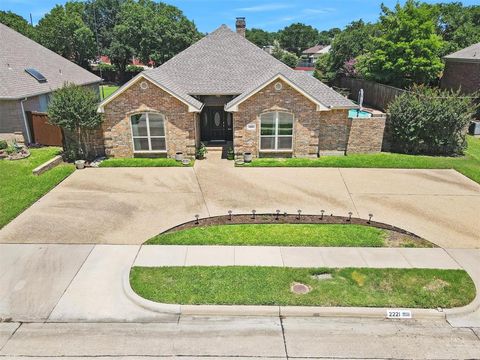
<box><xmin>130</xmin><ymin>266</ymin><xmax>475</xmax><ymax>308</ymax></box>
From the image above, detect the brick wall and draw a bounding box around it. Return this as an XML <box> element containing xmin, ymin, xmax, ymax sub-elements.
<box><xmin>102</xmin><ymin>78</ymin><xmax>196</xmax><ymax>158</ymax></box>
<box><xmin>346</xmin><ymin>116</ymin><xmax>386</xmax><ymax>154</ymax></box>
<box><xmin>233</xmin><ymin>79</ymin><xmax>349</xmax><ymax>157</ymax></box>
<box><xmin>441</xmin><ymin>60</ymin><xmax>480</xmax><ymax>94</ymax></box>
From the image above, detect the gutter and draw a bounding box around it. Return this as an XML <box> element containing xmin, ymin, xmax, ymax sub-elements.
<box><xmin>20</xmin><ymin>98</ymin><xmax>32</xmax><ymax>144</ymax></box>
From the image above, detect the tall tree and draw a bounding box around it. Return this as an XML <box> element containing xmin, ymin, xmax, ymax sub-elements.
<box><xmin>109</xmin><ymin>0</ymin><xmax>200</xmax><ymax>80</ymax></box>
<box><xmin>246</xmin><ymin>28</ymin><xmax>276</xmax><ymax>48</ymax></box>
<box><xmin>36</xmin><ymin>2</ymin><xmax>96</xmax><ymax>68</ymax></box>
<box><xmin>317</xmin><ymin>27</ymin><xmax>341</xmax><ymax>45</ymax></box>
<box><xmin>0</xmin><ymin>11</ymin><xmax>36</xmax><ymax>38</ymax></box>
<box><xmin>430</xmin><ymin>2</ymin><xmax>480</xmax><ymax>56</ymax></box>
<box><xmin>357</xmin><ymin>0</ymin><xmax>444</xmax><ymax>87</ymax></box>
<box><xmin>84</xmin><ymin>0</ymin><xmax>126</xmax><ymax>53</ymax></box>
<box><xmin>329</xmin><ymin>20</ymin><xmax>376</xmax><ymax>74</ymax></box>
<box><xmin>278</xmin><ymin>23</ymin><xmax>318</xmax><ymax>55</ymax></box>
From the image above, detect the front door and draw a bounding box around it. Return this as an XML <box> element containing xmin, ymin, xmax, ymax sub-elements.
<box><xmin>200</xmin><ymin>107</ymin><xmax>233</xmax><ymax>142</ymax></box>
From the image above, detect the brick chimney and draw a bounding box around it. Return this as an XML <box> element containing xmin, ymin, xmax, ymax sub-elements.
<box><xmin>236</xmin><ymin>17</ymin><xmax>246</xmax><ymax>37</ymax></box>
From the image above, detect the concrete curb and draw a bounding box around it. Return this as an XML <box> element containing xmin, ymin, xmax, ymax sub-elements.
<box><xmin>32</xmin><ymin>155</ymin><xmax>63</xmax><ymax>175</ymax></box>
<box><xmin>122</xmin><ymin>271</ymin><xmax>446</xmax><ymax>319</ymax></box>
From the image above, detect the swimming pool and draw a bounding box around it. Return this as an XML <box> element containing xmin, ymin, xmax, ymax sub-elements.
<box><xmin>348</xmin><ymin>109</ymin><xmax>372</xmax><ymax>118</ymax></box>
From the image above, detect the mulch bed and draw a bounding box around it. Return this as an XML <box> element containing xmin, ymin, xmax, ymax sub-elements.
<box><xmin>163</xmin><ymin>213</ymin><xmax>430</xmax><ymax>244</ymax></box>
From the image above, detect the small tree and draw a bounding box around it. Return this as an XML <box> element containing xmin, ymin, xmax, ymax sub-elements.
<box><xmin>48</xmin><ymin>83</ymin><xmax>103</xmax><ymax>161</ymax></box>
<box><xmin>280</xmin><ymin>51</ymin><xmax>299</xmax><ymax>68</ymax></box>
<box><xmin>388</xmin><ymin>85</ymin><xmax>478</xmax><ymax>156</ymax></box>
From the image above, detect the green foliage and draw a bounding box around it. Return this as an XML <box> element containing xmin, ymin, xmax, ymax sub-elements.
<box><xmin>313</xmin><ymin>53</ymin><xmax>336</xmax><ymax>83</ymax></box>
<box><xmin>280</xmin><ymin>51</ymin><xmax>299</xmax><ymax>68</ymax></box>
<box><xmin>48</xmin><ymin>83</ymin><xmax>103</xmax><ymax>160</ymax></box>
<box><xmin>278</xmin><ymin>23</ymin><xmax>319</xmax><ymax>56</ymax></box>
<box><xmin>97</xmin><ymin>63</ymin><xmax>117</xmax><ymax>72</ymax></box>
<box><xmin>0</xmin><ymin>140</ymin><xmax>7</xmax><ymax>150</ymax></box>
<box><xmin>36</xmin><ymin>2</ymin><xmax>95</xmax><ymax>68</ymax></box>
<box><xmin>84</xmin><ymin>0</ymin><xmax>126</xmax><ymax>53</ymax></box>
<box><xmin>109</xmin><ymin>0</ymin><xmax>201</xmax><ymax>78</ymax></box>
<box><xmin>226</xmin><ymin>146</ymin><xmax>235</xmax><ymax>160</ymax></box>
<box><xmin>246</xmin><ymin>28</ymin><xmax>276</xmax><ymax>48</ymax></box>
<box><xmin>388</xmin><ymin>85</ymin><xmax>477</xmax><ymax>155</ymax></box>
<box><xmin>196</xmin><ymin>142</ymin><xmax>207</xmax><ymax>159</ymax></box>
<box><xmin>357</xmin><ymin>0</ymin><xmax>444</xmax><ymax>87</ymax></box>
<box><xmin>317</xmin><ymin>28</ymin><xmax>341</xmax><ymax>45</ymax></box>
<box><xmin>99</xmin><ymin>157</ymin><xmax>192</xmax><ymax>167</ymax></box>
<box><xmin>125</xmin><ymin>64</ymin><xmax>144</xmax><ymax>73</ymax></box>
<box><xmin>430</xmin><ymin>2</ymin><xmax>480</xmax><ymax>56</ymax></box>
<box><xmin>0</xmin><ymin>11</ymin><xmax>36</xmax><ymax>38</ymax></box>
<box><xmin>329</xmin><ymin>20</ymin><xmax>376</xmax><ymax>75</ymax></box>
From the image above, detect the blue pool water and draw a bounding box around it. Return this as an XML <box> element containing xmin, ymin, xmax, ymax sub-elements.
<box><xmin>348</xmin><ymin>109</ymin><xmax>372</xmax><ymax>118</ymax></box>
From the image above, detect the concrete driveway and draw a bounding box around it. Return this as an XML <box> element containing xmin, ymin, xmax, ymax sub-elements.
<box><xmin>0</xmin><ymin>161</ymin><xmax>479</xmax><ymax>248</ymax></box>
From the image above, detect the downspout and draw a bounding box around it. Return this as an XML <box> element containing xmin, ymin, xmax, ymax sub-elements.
<box><xmin>20</xmin><ymin>98</ymin><xmax>32</xmax><ymax>144</ymax></box>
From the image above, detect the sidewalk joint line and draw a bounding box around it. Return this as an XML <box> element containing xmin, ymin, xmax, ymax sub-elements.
<box><xmin>192</xmin><ymin>166</ymin><xmax>212</xmax><ymax>218</ymax></box>
<box><xmin>338</xmin><ymin>169</ymin><xmax>360</xmax><ymax>217</ymax></box>
<box><xmin>44</xmin><ymin>245</ymin><xmax>96</xmax><ymax>321</ymax></box>
<box><xmin>0</xmin><ymin>322</ymin><xmax>21</xmax><ymax>353</ymax></box>
<box><xmin>279</xmin><ymin>316</ymin><xmax>289</xmax><ymax>359</ymax></box>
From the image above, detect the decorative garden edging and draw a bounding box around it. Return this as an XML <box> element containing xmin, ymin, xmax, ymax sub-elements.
<box><xmin>32</xmin><ymin>155</ymin><xmax>63</xmax><ymax>175</ymax></box>
<box><xmin>161</xmin><ymin>213</ymin><xmax>423</xmax><ymax>239</ymax></box>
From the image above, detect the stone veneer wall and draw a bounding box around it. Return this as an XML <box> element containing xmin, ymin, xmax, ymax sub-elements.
<box><xmin>102</xmin><ymin>78</ymin><xmax>196</xmax><ymax>158</ymax></box>
<box><xmin>233</xmin><ymin>79</ymin><xmax>349</xmax><ymax>157</ymax></box>
<box><xmin>346</xmin><ymin>116</ymin><xmax>386</xmax><ymax>154</ymax></box>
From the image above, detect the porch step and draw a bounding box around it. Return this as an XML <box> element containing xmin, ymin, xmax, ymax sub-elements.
<box><xmin>206</xmin><ymin>146</ymin><xmax>224</xmax><ymax>152</ymax></box>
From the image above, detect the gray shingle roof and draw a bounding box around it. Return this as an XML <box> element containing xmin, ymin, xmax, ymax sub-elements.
<box><xmin>0</xmin><ymin>23</ymin><xmax>101</xmax><ymax>100</ymax></box>
<box><xmin>144</xmin><ymin>25</ymin><xmax>355</xmax><ymax>110</ymax></box>
<box><xmin>444</xmin><ymin>42</ymin><xmax>480</xmax><ymax>62</ymax></box>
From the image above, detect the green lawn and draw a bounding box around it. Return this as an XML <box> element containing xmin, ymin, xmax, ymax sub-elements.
<box><xmin>242</xmin><ymin>136</ymin><xmax>480</xmax><ymax>184</ymax></box>
<box><xmin>99</xmin><ymin>157</ymin><xmax>193</xmax><ymax>167</ymax></box>
<box><xmin>0</xmin><ymin>147</ymin><xmax>74</xmax><ymax>228</ymax></box>
<box><xmin>100</xmin><ymin>85</ymin><xmax>119</xmax><ymax>100</ymax></box>
<box><xmin>146</xmin><ymin>224</ymin><xmax>431</xmax><ymax>247</ymax></box>
<box><xmin>130</xmin><ymin>266</ymin><xmax>475</xmax><ymax>308</ymax></box>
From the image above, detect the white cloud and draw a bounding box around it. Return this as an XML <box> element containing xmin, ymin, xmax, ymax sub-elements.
<box><xmin>236</xmin><ymin>3</ymin><xmax>293</xmax><ymax>13</ymax></box>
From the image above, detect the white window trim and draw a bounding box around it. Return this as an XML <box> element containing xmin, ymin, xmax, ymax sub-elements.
<box><xmin>259</xmin><ymin>111</ymin><xmax>294</xmax><ymax>151</ymax></box>
<box><xmin>130</xmin><ymin>112</ymin><xmax>167</xmax><ymax>153</ymax></box>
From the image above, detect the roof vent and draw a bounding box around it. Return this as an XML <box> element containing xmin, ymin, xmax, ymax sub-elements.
<box><xmin>25</xmin><ymin>68</ymin><xmax>47</xmax><ymax>83</ymax></box>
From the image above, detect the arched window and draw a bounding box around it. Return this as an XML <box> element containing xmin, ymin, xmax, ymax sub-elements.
<box><xmin>130</xmin><ymin>112</ymin><xmax>166</xmax><ymax>152</ymax></box>
<box><xmin>260</xmin><ymin>112</ymin><xmax>293</xmax><ymax>150</ymax></box>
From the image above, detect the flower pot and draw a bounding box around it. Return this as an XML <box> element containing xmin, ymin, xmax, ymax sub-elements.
<box><xmin>175</xmin><ymin>152</ymin><xmax>184</xmax><ymax>161</ymax></box>
<box><xmin>75</xmin><ymin>160</ymin><xmax>86</xmax><ymax>169</ymax></box>
<box><xmin>243</xmin><ymin>152</ymin><xmax>253</xmax><ymax>163</ymax></box>
<box><xmin>182</xmin><ymin>159</ymin><xmax>191</xmax><ymax>166</ymax></box>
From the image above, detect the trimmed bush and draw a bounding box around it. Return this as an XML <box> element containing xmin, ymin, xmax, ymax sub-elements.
<box><xmin>0</xmin><ymin>140</ymin><xmax>7</xmax><ymax>150</ymax></box>
<box><xmin>388</xmin><ymin>85</ymin><xmax>478</xmax><ymax>156</ymax></box>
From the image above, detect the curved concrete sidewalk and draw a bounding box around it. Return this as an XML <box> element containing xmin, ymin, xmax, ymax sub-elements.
<box><xmin>133</xmin><ymin>245</ymin><xmax>462</xmax><ymax>269</ymax></box>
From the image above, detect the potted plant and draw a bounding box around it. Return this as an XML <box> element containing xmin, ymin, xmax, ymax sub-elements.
<box><xmin>196</xmin><ymin>142</ymin><xmax>208</xmax><ymax>160</ymax></box>
<box><xmin>75</xmin><ymin>159</ymin><xmax>86</xmax><ymax>169</ymax></box>
<box><xmin>175</xmin><ymin>152</ymin><xmax>184</xmax><ymax>161</ymax></box>
<box><xmin>243</xmin><ymin>152</ymin><xmax>253</xmax><ymax>163</ymax></box>
<box><xmin>226</xmin><ymin>146</ymin><xmax>235</xmax><ymax>160</ymax></box>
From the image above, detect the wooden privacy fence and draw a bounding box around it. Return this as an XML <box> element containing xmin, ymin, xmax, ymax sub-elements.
<box><xmin>334</xmin><ymin>77</ymin><xmax>406</xmax><ymax>112</ymax></box>
<box><xmin>27</xmin><ymin>111</ymin><xmax>63</xmax><ymax>146</ymax></box>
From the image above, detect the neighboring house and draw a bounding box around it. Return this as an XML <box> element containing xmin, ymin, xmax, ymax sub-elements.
<box><xmin>441</xmin><ymin>42</ymin><xmax>480</xmax><ymax>94</ymax></box>
<box><xmin>301</xmin><ymin>44</ymin><xmax>331</xmax><ymax>66</ymax></box>
<box><xmin>98</xmin><ymin>19</ymin><xmax>384</xmax><ymax>159</ymax></box>
<box><xmin>0</xmin><ymin>23</ymin><xmax>101</xmax><ymax>143</ymax></box>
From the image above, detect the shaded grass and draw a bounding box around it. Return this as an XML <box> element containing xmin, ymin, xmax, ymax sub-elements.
<box><xmin>241</xmin><ymin>136</ymin><xmax>480</xmax><ymax>184</ymax></box>
<box><xmin>99</xmin><ymin>157</ymin><xmax>193</xmax><ymax>167</ymax></box>
<box><xmin>0</xmin><ymin>147</ymin><xmax>74</xmax><ymax>228</ymax></box>
<box><xmin>130</xmin><ymin>266</ymin><xmax>475</xmax><ymax>308</ymax></box>
<box><xmin>100</xmin><ymin>85</ymin><xmax>119</xmax><ymax>100</ymax></box>
<box><xmin>146</xmin><ymin>224</ymin><xmax>390</xmax><ymax>247</ymax></box>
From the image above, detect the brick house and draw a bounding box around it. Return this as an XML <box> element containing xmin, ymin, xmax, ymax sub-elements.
<box><xmin>99</xmin><ymin>19</ymin><xmax>383</xmax><ymax>159</ymax></box>
<box><xmin>0</xmin><ymin>23</ymin><xmax>101</xmax><ymax>143</ymax></box>
<box><xmin>441</xmin><ymin>42</ymin><xmax>480</xmax><ymax>94</ymax></box>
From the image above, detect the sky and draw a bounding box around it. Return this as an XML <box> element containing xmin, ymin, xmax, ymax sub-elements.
<box><xmin>1</xmin><ymin>0</ymin><xmax>479</xmax><ymax>32</ymax></box>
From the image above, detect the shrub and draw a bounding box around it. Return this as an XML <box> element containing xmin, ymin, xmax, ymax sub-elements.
<box><xmin>96</xmin><ymin>63</ymin><xmax>117</xmax><ymax>72</ymax></box>
<box><xmin>126</xmin><ymin>65</ymin><xmax>144</xmax><ymax>73</ymax></box>
<box><xmin>0</xmin><ymin>140</ymin><xmax>7</xmax><ymax>150</ymax></box>
<box><xmin>388</xmin><ymin>85</ymin><xmax>478</xmax><ymax>156</ymax></box>
<box><xmin>48</xmin><ymin>83</ymin><xmax>104</xmax><ymax>161</ymax></box>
